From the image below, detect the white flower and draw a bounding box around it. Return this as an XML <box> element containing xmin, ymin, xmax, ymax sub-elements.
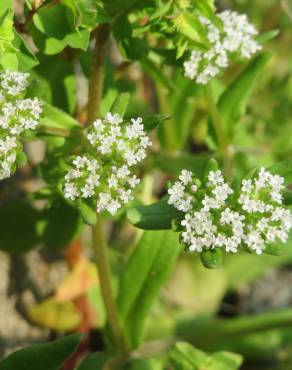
<box><xmin>184</xmin><ymin>11</ymin><xmax>261</xmax><ymax>84</ymax></box>
<box><xmin>87</xmin><ymin>113</ymin><xmax>151</xmax><ymax>167</ymax></box>
<box><xmin>168</xmin><ymin>167</ymin><xmax>292</xmax><ymax>256</ymax></box>
<box><xmin>105</xmin><ymin>112</ymin><xmax>123</xmax><ymax>125</ymax></box>
<box><xmin>0</xmin><ymin>71</ymin><xmax>42</xmax><ymax>182</ymax></box>
<box><xmin>63</xmin><ymin>112</ymin><xmax>151</xmax><ymax>215</ymax></box>
<box><xmin>179</xmin><ymin>169</ymin><xmax>193</xmax><ymax>185</ymax></box>
<box><xmin>64</xmin><ymin>183</ymin><xmax>79</xmax><ymax>200</ymax></box>
<box><xmin>0</xmin><ymin>70</ymin><xmax>29</xmax><ymax>96</ymax></box>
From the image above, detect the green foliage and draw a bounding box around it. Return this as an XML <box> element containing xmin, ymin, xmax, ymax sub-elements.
<box><xmin>77</xmin><ymin>198</ymin><xmax>97</xmax><ymax>225</ymax></box>
<box><xmin>127</xmin><ymin>199</ymin><xmax>182</xmax><ymax>230</ymax></box>
<box><xmin>34</xmin><ymin>56</ymin><xmax>77</xmax><ymax>114</ymax></box>
<box><xmin>42</xmin><ymin>198</ymin><xmax>82</xmax><ymax>250</ymax></box>
<box><xmin>40</xmin><ymin>102</ymin><xmax>81</xmax><ymax>131</ymax></box>
<box><xmin>218</xmin><ymin>52</ymin><xmax>272</xmax><ymax>139</ymax></box>
<box><xmin>0</xmin><ymin>0</ymin><xmax>291</xmax><ymax>369</ymax></box>
<box><xmin>0</xmin><ymin>334</ymin><xmax>83</xmax><ymax>370</ymax></box>
<box><xmin>142</xmin><ymin>114</ymin><xmax>171</xmax><ymax>132</ymax></box>
<box><xmin>0</xmin><ymin>10</ymin><xmax>38</xmax><ymax>71</ymax></box>
<box><xmin>110</xmin><ymin>92</ymin><xmax>130</xmax><ymax>117</ymax></box>
<box><xmin>77</xmin><ymin>352</ymin><xmax>111</xmax><ymax>370</ymax></box>
<box><xmin>0</xmin><ymin>201</ymin><xmax>41</xmax><ymax>253</ymax></box>
<box><xmin>117</xmin><ymin>230</ymin><xmax>180</xmax><ymax>347</ymax></box>
<box><xmin>169</xmin><ymin>342</ymin><xmax>242</xmax><ymax>370</ymax></box>
<box><xmin>31</xmin><ymin>1</ymin><xmax>93</xmax><ymax>55</ymax></box>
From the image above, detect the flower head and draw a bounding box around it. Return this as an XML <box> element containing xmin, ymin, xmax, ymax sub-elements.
<box><xmin>168</xmin><ymin>167</ymin><xmax>292</xmax><ymax>255</ymax></box>
<box><xmin>63</xmin><ymin>113</ymin><xmax>152</xmax><ymax>215</ymax></box>
<box><xmin>183</xmin><ymin>11</ymin><xmax>261</xmax><ymax>84</ymax></box>
<box><xmin>0</xmin><ymin>71</ymin><xmax>42</xmax><ymax>180</ymax></box>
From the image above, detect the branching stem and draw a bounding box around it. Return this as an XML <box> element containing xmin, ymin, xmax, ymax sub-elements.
<box><xmin>204</xmin><ymin>84</ymin><xmax>233</xmax><ymax>178</ymax></box>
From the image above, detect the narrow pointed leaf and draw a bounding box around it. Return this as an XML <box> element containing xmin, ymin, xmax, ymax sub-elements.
<box><xmin>109</xmin><ymin>93</ymin><xmax>130</xmax><ymax>117</ymax></box>
<box><xmin>218</xmin><ymin>52</ymin><xmax>272</xmax><ymax>138</ymax></box>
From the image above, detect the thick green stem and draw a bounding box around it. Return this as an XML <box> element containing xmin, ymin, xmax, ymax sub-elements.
<box><xmin>87</xmin><ymin>23</ymin><xmax>128</xmax><ymax>356</ymax></box>
<box><xmin>92</xmin><ymin>216</ymin><xmax>128</xmax><ymax>354</ymax></box>
<box><xmin>146</xmin><ymin>308</ymin><xmax>292</xmax><ymax>348</ymax></box>
<box><xmin>87</xmin><ymin>23</ymin><xmax>110</xmax><ymax>124</ymax></box>
<box><xmin>204</xmin><ymin>84</ymin><xmax>233</xmax><ymax>178</ymax></box>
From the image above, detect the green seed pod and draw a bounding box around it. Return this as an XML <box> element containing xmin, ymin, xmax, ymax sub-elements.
<box><xmin>200</xmin><ymin>248</ymin><xmax>222</xmax><ymax>269</ymax></box>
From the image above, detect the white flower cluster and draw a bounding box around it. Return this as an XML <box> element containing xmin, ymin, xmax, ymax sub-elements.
<box><xmin>63</xmin><ymin>112</ymin><xmax>152</xmax><ymax>215</ymax></box>
<box><xmin>239</xmin><ymin>168</ymin><xmax>292</xmax><ymax>254</ymax></box>
<box><xmin>184</xmin><ymin>10</ymin><xmax>261</xmax><ymax>84</ymax></box>
<box><xmin>168</xmin><ymin>168</ymin><xmax>292</xmax><ymax>255</ymax></box>
<box><xmin>0</xmin><ymin>70</ymin><xmax>42</xmax><ymax>180</ymax></box>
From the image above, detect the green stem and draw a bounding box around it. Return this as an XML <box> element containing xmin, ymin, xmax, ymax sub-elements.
<box><xmin>92</xmin><ymin>216</ymin><xmax>128</xmax><ymax>354</ymax></box>
<box><xmin>39</xmin><ymin>125</ymin><xmax>82</xmax><ymax>138</ymax></box>
<box><xmin>146</xmin><ymin>308</ymin><xmax>292</xmax><ymax>348</ymax></box>
<box><xmin>87</xmin><ymin>23</ymin><xmax>128</xmax><ymax>356</ymax></box>
<box><xmin>156</xmin><ymin>85</ymin><xmax>178</xmax><ymax>151</ymax></box>
<box><xmin>87</xmin><ymin>23</ymin><xmax>110</xmax><ymax>124</ymax></box>
<box><xmin>204</xmin><ymin>84</ymin><xmax>233</xmax><ymax>178</ymax></box>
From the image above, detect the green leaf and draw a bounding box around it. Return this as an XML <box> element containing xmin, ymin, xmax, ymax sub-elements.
<box><xmin>40</xmin><ymin>102</ymin><xmax>81</xmax><ymax>131</ymax></box>
<box><xmin>218</xmin><ymin>52</ymin><xmax>272</xmax><ymax>138</ymax></box>
<box><xmin>257</xmin><ymin>29</ymin><xmax>279</xmax><ymax>44</ymax></box>
<box><xmin>142</xmin><ymin>114</ymin><xmax>171</xmax><ymax>132</ymax></box>
<box><xmin>73</xmin><ymin>0</ymin><xmax>110</xmax><ymax>28</ymax></box>
<box><xmin>113</xmin><ymin>16</ymin><xmax>148</xmax><ymax>60</ymax></box>
<box><xmin>66</xmin><ymin>29</ymin><xmax>90</xmax><ymax>50</ymax></box>
<box><xmin>154</xmin><ymin>152</ymin><xmax>210</xmax><ymax>177</ymax></box>
<box><xmin>209</xmin><ymin>351</ymin><xmax>243</xmax><ymax>370</ymax></box>
<box><xmin>0</xmin><ymin>201</ymin><xmax>41</xmax><ymax>253</ymax></box>
<box><xmin>118</xmin><ymin>230</ymin><xmax>180</xmax><ymax>347</ymax></box>
<box><xmin>0</xmin><ymin>11</ymin><xmax>14</xmax><ymax>41</ymax></box>
<box><xmin>169</xmin><ymin>343</ymin><xmax>242</xmax><ymax>370</ymax></box>
<box><xmin>13</xmin><ymin>31</ymin><xmax>39</xmax><ymax>71</ymax></box>
<box><xmin>33</xmin><ymin>3</ymin><xmax>74</xmax><ymax>39</ymax></box>
<box><xmin>42</xmin><ymin>198</ymin><xmax>82</xmax><ymax>250</ymax></box>
<box><xmin>77</xmin><ymin>352</ymin><xmax>111</xmax><ymax>370</ymax></box>
<box><xmin>128</xmin><ymin>358</ymin><xmax>164</xmax><ymax>370</ymax></box>
<box><xmin>77</xmin><ymin>198</ymin><xmax>97</xmax><ymax>225</ymax></box>
<box><xmin>127</xmin><ymin>199</ymin><xmax>182</xmax><ymax>230</ymax></box>
<box><xmin>0</xmin><ymin>0</ymin><xmax>12</xmax><ymax>16</ymax></box>
<box><xmin>34</xmin><ymin>56</ymin><xmax>77</xmax><ymax>114</ymax></box>
<box><xmin>103</xmin><ymin>0</ymin><xmax>152</xmax><ymax>15</ymax></box>
<box><xmin>31</xmin><ymin>26</ymin><xmax>90</xmax><ymax>55</ymax></box>
<box><xmin>110</xmin><ymin>92</ymin><xmax>130</xmax><ymax>117</ymax></box>
<box><xmin>170</xmin><ymin>342</ymin><xmax>210</xmax><ymax>370</ymax></box>
<box><xmin>173</xmin><ymin>12</ymin><xmax>205</xmax><ymax>44</ymax></box>
<box><xmin>32</xmin><ymin>3</ymin><xmax>90</xmax><ymax>54</ymax></box>
<box><xmin>0</xmin><ymin>334</ymin><xmax>83</xmax><ymax>370</ymax></box>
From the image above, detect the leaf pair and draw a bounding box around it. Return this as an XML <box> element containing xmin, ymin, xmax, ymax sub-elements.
<box><xmin>117</xmin><ymin>230</ymin><xmax>180</xmax><ymax>347</ymax></box>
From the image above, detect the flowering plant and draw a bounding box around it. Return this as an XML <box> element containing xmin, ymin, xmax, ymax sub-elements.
<box><xmin>168</xmin><ymin>163</ymin><xmax>292</xmax><ymax>256</ymax></box>
<box><xmin>0</xmin><ymin>1</ymin><xmax>291</xmax><ymax>370</ymax></box>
